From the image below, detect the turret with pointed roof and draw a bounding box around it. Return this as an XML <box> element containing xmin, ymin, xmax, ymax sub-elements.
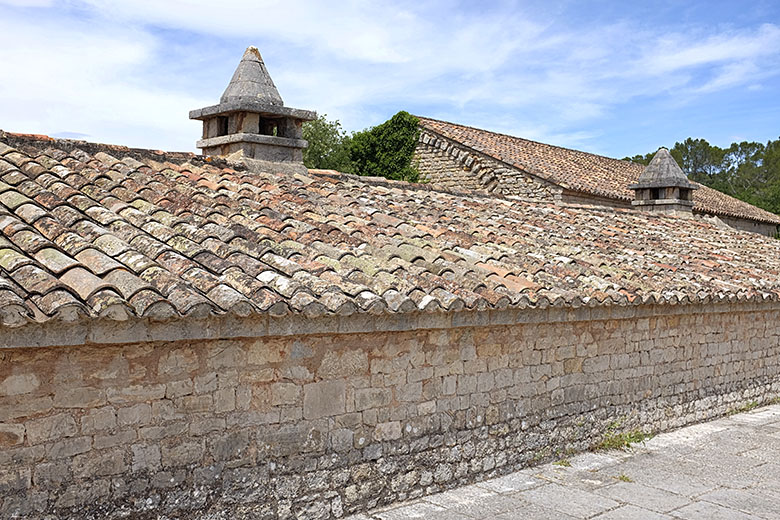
<box><xmin>189</xmin><ymin>46</ymin><xmax>315</xmax><ymax>163</ymax></box>
<box><xmin>629</xmin><ymin>148</ymin><xmax>697</xmax><ymax>213</ymax></box>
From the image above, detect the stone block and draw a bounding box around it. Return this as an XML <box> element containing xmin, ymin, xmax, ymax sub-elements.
<box><xmin>48</xmin><ymin>436</ymin><xmax>92</xmax><ymax>458</ymax></box>
<box><xmin>374</xmin><ymin>421</ymin><xmax>402</xmax><ymax>441</ymax></box>
<box><xmin>162</xmin><ymin>441</ymin><xmax>204</xmax><ymax>468</ymax></box>
<box><xmin>33</xmin><ymin>460</ymin><xmax>71</xmax><ymax>488</ymax></box>
<box><xmin>151</xmin><ymin>399</ymin><xmax>181</xmax><ymax>422</ymax></box>
<box><xmin>72</xmin><ymin>448</ymin><xmax>127</xmax><ymax>477</ymax></box>
<box><xmin>117</xmin><ymin>403</ymin><xmax>152</xmax><ymax>426</ymax></box>
<box><xmin>355</xmin><ymin>388</ymin><xmax>392</xmax><ymax>411</ymax></box>
<box><xmin>139</xmin><ymin>421</ymin><xmax>188</xmax><ymax>441</ymax></box>
<box><xmin>81</xmin><ymin>407</ymin><xmax>116</xmax><ymax>434</ymax></box>
<box><xmin>408</xmin><ymin>366</ymin><xmax>434</xmax><ymax>383</ymax></box>
<box><xmin>107</xmin><ymin>384</ymin><xmax>165</xmax><ymax>404</ymax></box>
<box><xmin>0</xmin><ymin>373</ymin><xmax>39</xmax><ymax>396</ymax></box>
<box><xmin>194</xmin><ymin>372</ymin><xmax>218</xmax><ymax>393</ymax></box>
<box><xmin>0</xmin><ymin>422</ymin><xmax>25</xmax><ymax>447</ymax></box>
<box><xmin>165</xmin><ymin>379</ymin><xmax>194</xmax><ymax>398</ymax></box>
<box><xmin>303</xmin><ymin>380</ymin><xmax>346</xmax><ymax>419</ymax></box>
<box><xmin>131</xmin><ymin>443</ymin><xmax>161</xmax><ymax>472</ymax></box>
<box><xmin>26</xmin><ymin>413</ymin><xmax>77</xmax><ymax>445</ymax></box>
<box><xmin>330</xmin><ymin>428</ymin><xmax>354</xmax><ymax>452</ymax></box>
<box><xmin>190</xmin><ymin>417</ymin><xmax>225</xmax><ymax>436</ymax></box>
<box><xmin>271</xmin><ymin>382</ymin><xmax>301</xmax><ymax>406</ymax></box>
<box><xmin>206</xmin><ymin>341</ymin><xmax>247</xmax><ymax>369</ymax></box>
<box><xmin>0</xmin><ymin>468</ymin><xmax>31</xmax><ymax>493</ymax></box>
<box><xmin>94</xmin><ymin>429</ymin><xmax>137</xmax><ymax>449</ymax></box>
<box><xmin>0</xmin><ymin>445</ymin><xmax>44</xmax><ymax>467</ymax></box>
<box><xmin>396</xmin><ymin>382</ymin><xmax>422</xmax><ymax>402</ymax></box>
<box><xmin>53</xmin><ymin>386</ymin><xmax>105</xmax><ymax>408</ymax></box>
<box><xmin>211</xmin><ymin>430</ymin><xmax>250</xmax><ymax>461</ymax></box>
<box><xmin>158</xmin><ymin>348</ymin><xmax>198</xmax><ymax>376</ymax></box>
<box><xmin>176</xmin><ymin>394</ymin><xmax>212</xmax><ymax>413</ymax></box>
<box><xmin>0</xmin><ymin>395</ymin><xmax>53</xmax><ymax>420</ymax></box>
<box><xmin>318</xmin><ymin>350</ymin><xmax>368</xmax><ymax>378</ymax></box>
<box><xmin>215</xmin><ymin>387</ymin><xmax>236</xmax><ymax>413</ymax></box>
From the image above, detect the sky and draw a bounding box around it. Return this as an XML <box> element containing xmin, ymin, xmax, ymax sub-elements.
<box><xmin>1</xmin><ymin>0</ymin><xmax>780</xmax><ymax>158</ymax></box>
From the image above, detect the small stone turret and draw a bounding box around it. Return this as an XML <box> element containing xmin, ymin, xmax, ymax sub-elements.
<box><xmin>629</xmin><ymin>148</ymin><xmax>697</xmax><ymax>213</ymax></box>
<box><xmin>189</xmin><ymin>47</ymin><xmax>316</xmax><ymax>163</ymax></box>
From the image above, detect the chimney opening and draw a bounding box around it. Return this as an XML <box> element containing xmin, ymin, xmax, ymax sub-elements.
<box><xmin>259</xmin><ymin>118</ymin><xmax>278</xmax><ymax>137</ymax></box>
<box><xmin>651</xmin><ymin>188</ymin><xmax>661</xmax><ymax>200</ymax></box>
<box><xmin>216</xmin><ymin>116</ymin><xmax>229</xmax><ymax>137</ymax></box>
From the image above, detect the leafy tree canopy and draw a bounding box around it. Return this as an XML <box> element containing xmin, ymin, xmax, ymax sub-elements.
<box><xmin>302</xmin><ymin>114</ymin><xmax>353</xmax><ymax>173</ymax></box>
<box><xmin>625</xmin><ymin>136</ymin><xmax>780</xmax><ymax>215</ymax></box>
<box><xmin>302</xmin><ymin>111</ymin><xmax>421</xmax><ymax>182</ymax></box>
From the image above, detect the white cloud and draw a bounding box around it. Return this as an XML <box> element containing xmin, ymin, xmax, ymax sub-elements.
<box><xmin>642</xmin><ymin>24</ymin><xmax>780</xmax><ymax>75</ymax></box>
<box><xmin>1</xmin><ymin>1</ymin><xmax>779</xmax><ymax>154</ymax></box>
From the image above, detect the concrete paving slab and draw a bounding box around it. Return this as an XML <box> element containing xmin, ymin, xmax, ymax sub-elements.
<box><xmin>516</xmin><ymin>482</ymin><xmax>620</xmax><ymax>518</ymax></box>
<box><xmin>591</xmin><ymin>504</ymin><xmax>673</xmax><ymax>519</ymax></box>
<box><xmin>670</xmin><ymin>500</ymin><xmax>763</xmax><ymax>520</ymax></box>
<box><xmin>594</xmin><ymin>481</ymin><xmax>691</xmax><ymax>513</ymax></box>
<box><xmin>473</xmin><ymin>469</ymin><xmax>542</xmax><ymax>494</ymax></box>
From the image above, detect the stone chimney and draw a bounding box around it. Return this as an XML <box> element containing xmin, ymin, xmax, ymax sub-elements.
<box><xmin>629</xmin><ymin>148</ymin><xmax>697</xmax><ymax>213</ymax></box>
<box><xmin>189</xmin><ymin>47</ymin><xmax>316</xmax><ymax>163</ymax></box>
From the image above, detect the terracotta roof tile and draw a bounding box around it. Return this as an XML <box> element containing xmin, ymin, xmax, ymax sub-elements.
<box><xmin>418</xmin><ymin>117</ymin><xmax>780</xmax><ymax>225</ymax></box>
<box><xmin>3</xmin><ymin>130</ymin><xmax>780</xmax><ymax>328</ymax></box>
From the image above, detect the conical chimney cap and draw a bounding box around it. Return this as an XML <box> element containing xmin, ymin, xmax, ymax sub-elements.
<box><xmin>629</xmin><ymin>148</ymin><xmax>697</xmax><ymax>190</ymax></box>
<box><xmin>220</xmin><ymin>46</ymin><xmax>284</xmax><ymax>106</ymax></box>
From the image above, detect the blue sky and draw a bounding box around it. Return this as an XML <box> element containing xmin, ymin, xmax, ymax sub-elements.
<box><xmin>1</xmin><ymin>0</ymin><xmax>779</xmax><ymax>158</ymax></box>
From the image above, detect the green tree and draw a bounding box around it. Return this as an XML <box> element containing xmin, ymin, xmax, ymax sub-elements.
<box><xmin>348</xmin><ymin>111</ymin><xmax>421</xmax><ymax>182</ymax></box>
<box><xmin>302</xmin><ymin>115</ymin><xmax>353</xmax><ymax>172</ymax></box>
<box><xmin>669</xmin><ymin>138</ymin><xmax>724</xmax><ymax>186</ymax></box>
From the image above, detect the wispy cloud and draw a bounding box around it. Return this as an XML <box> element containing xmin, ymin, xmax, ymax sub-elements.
<box><xmin>1</xmin><ymin>1</ymin><xmax>779</xmax><ymax>155</ymax></box>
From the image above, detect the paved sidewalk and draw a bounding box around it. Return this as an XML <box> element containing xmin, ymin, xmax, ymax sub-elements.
<box><xmin>347</xmin><ymin>404</ymin><xmax>780</xmax><ymax>519</ymax></box>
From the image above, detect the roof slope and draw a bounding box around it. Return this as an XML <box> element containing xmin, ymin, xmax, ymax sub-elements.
<box><xmin>418</xmin><ymin>117</ymin><xmax>780</xmax><ymax>225</ymax></box>
<box><xmin>2</xmin><ymin>131</ymin><xmax>780</xmax><ymax>328</ymax></box>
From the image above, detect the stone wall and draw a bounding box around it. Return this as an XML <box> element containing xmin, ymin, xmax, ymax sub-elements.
<box><xmin>715</xmin><ymin>214</ymin><xmax>778</xmax><ymax>237</ymax></box>
<box><xmin>2</xmin><ymin>304</ymin><xmax>780</xmax><ymax>519</ymax></box>
<box><xmin>414</xmin><ymin>131</ymin><xmax>561</xmax><ymax>200</ymax></box>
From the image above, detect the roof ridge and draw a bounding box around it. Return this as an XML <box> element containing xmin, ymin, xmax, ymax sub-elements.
<box><xmin>0</xmin><ymin>129</ymin><xmax>235</xmax><ymax>169</ymax></box>
<box><xmin>416</xmin><ymin>115</ymin><xmax>642</xmax><ymax>169</ymax></box>
<box><xmin>415</xmin><ymin>116</ymin><xmax>780</xmax><ymax>226</ymax></box>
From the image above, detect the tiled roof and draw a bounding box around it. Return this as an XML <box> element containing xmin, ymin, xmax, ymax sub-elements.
<box><xmin>2</xmin><ymin>130</ymin><xmax>780</xmax><ymax>328</ymax></box>
<box><xmin>418</xmin><ymin>117</ymin><xmax>780</xmax><ymax>225</ymax></box>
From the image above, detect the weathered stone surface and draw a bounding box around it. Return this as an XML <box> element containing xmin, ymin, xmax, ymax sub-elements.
<box><xmin>0</xmin><ymin>422</ymin><xmax>25</xmax><ymax>447</ymax></box>
<box><xmin>161</xmin><ymin>441</ymin><xmax>204</xmax><ymax>468</ymax></box>
<box><xmin>2</xmin><ymin>307</ymin><xmax>780</xmax><ymax>519</ymax></box>
<box><xmin>72</xmin><ymin>449</ymin><xmax>127</xmax><ymax>477</ymax></box>
<box><xmin>47</xmin><ymin>436</ymin><xmax>91</xmax><ymax>459</ymax></box>
<box><xmin>0</xmin><ymin>373</ymin><xmax>39</xmax><ymax>396</ymax></box>
<box><xmin>106</xmin><ymin>384</ymin><xmax>165</xmax><ymax>404</ymax></box>
<box><xmin>33</xmin><ymin>460</ymin><xmax>71</xmax><ymax>489</ymax></box>
<box><xmin>355</xmin><ymin>388</ymin><xmax>392</xmax><ymax>411</ymax></box>
<box><xmin>53</xmin><ymin>386</ymin><xmax>105</xmax><ymax>408</ymax></box>
<box><xmin>25</xmin><ymin>413</ymin><xmax>77</xmax><ymax>445</ymax></box>
<box><xmin>117</xmin><ymin>403</ymin><xmax>151</xmax><ymax>426</ymax></box>
<box><xmin>81</xmin><ymin>406</ymin><xmax>116</xmax><ymax>433</ymax></box>
<box><xmin>374</xmin><ymin>421</ymin><xmax>402</xmax><ymax>441</ymax></box>
<box><xmin>304</xmin><ymin>380</ymin><xmax>346</xmax><ymax>419</ymax></box>
<box><xmin>131</xmin><ymin>443</ymin><xmax>161</xmax><ymax>471</ymax></box>
<box><xmin>0</xmin><ymin>467</ymin><xmax>31</xmax><ymax>493</ymax></box>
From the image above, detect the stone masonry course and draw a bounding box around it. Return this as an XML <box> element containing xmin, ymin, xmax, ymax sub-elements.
<box><xmin>1</xmin><ymin>304</ymin><xmax>779</xmax><ymax>518</ymax></box>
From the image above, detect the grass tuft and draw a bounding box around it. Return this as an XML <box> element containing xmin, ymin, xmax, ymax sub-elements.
<box><xmin>595</xmin><ymin>420</ymin><xmax>652</xmax><ymax>451</ymax></box>
<box><xmin>728</xmin><ymin>401</ymin><xmax>760</xmax><ymax>415</ymax></box>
